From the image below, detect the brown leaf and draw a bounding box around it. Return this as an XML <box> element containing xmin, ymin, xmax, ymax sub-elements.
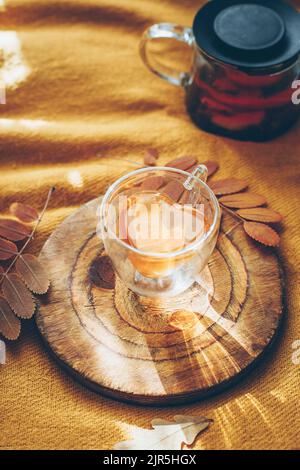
<box><xmin>141</xmin><ymin>176</ymin><xmax>165</xmax><ymax>190</ymax></box>
<box><xmin>9</xmin><ymin>202</ymin><xmax>39</xmax><ymax>223</ymax></box>
<box><xmin>146</xmin><ymin>148</ymin><xmax>159</xmax><ymax>159</ymax></box>
<box><xmin>237</xmin><ymin>208</ymin><xmax>283</xmax><ymax>223</ymax></box>
<box><xmin>244</xmin><ymin>221</ymin><xmax>280</xmax><ymax>246</ymax></box>
<box><xmin>144</xmin><ymin>153</ymin><xmax>157</xmax><ymax>166</ymax></box>
<box><xmin>89</xmin><ymin>256</ymin><xmax>115</xmax><ymax>290</ymax></box>
<box><xmin>16</xmin><ymin>254</ymin><xmax>50</xmax><ymax>294</ymax></box>
<box><xmin>202</xmin><ymin>160</ymin><xmax>219</xmax><ymax>177</ymax></box>
<box><xmin>2</xmin><ymin>273</ymin><xmax>35</xmax><ymax>319</ymax></box>
<box><xmin>163</xmin><ymin>180</ymin><xmax>184</xmax><ymax>202</ymax></box>
<box><xmin>0</xmin><ymin>218</ymin><xmax>31</xmax><ymax>241</ymax></box>
<box><xmin>220</xmin><ymin>193</ymin><xmax>267</xmax><ymax>209</ymax></box>
<box><xmin>166</xmin><ymin>156</ymin><xmax>197</xmax><ymax>171</ymax></box>
<box><xmin>0</xmin><ymin>238</ymin><xmax>18</xmax><ymax>260</ymax></box>
<box><xmin>0</xmin><ymin>297</ymin><xmax>21</xmax><ymax>340</ymax></box>
<box><xmin>169</xmin><ymin>310</ymin><xmax>199</xmax><ymax>331</ymax></box>
<box><xmin>144</xmin><ymin>148</ymin><xmax>159</xmax><ymax>166</ymax></box>
<box><xmin>210</xmin><ymin>178</ymin><xmax>248</xmax><ymax>196</ymax></box>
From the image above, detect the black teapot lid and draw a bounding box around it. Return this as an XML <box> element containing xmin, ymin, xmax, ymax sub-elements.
<box><xmin>193</xmin><ymin>0</ymin><xmax>300</xmax><ymax>72</ymax></box>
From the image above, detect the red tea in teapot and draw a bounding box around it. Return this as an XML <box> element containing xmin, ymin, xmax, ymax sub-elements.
<box><xmin>141</xmin><ymin>0</ymin><xmax>300</xmax><ymax>141</ymax></box>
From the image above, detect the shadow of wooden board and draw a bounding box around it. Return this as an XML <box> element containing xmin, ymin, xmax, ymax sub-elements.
<box><xmin>36</xmin><ymin>198</ymin><xmax>284</xmax><ymax>406</ymax></box>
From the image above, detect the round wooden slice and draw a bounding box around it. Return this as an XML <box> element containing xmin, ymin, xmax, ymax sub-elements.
<box><xmin>36</xmin><ymin>198</ymin><xmax>284</xmax><ymax>405</ymax></box>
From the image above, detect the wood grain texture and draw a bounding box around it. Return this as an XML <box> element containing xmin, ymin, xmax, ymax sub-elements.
<box><xmin>36</xmin><ymin>198</ymin><xmax>284</xmax><ymax>405</ymax></box>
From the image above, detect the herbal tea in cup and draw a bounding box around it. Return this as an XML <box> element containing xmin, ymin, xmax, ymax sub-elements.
<box><xmin>99</xmin><ymin>167</ymin><xmax>220</xmax><ymax>297</ymax></box>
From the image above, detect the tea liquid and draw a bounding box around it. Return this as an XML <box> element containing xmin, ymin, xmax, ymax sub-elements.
<box><xmin>117</xmin><ymin>190</ymin><xmax>208</xmax><ymax>277</ymax></box>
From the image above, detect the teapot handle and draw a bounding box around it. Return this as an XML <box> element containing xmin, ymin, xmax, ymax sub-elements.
<box><xmin>140</xmin><ymin>23</ymin><xmax>194</xmax><ymax>87</ymax></box>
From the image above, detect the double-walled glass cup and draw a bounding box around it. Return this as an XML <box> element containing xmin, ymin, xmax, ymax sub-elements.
<box><xmin>99</xmin><ymin>167</ymin><xmax>220</xmax><ymax>298</ymax></box>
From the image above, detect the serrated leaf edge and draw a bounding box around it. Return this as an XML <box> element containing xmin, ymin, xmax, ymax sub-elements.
<box><xmin>2</xmin><ymin>274</ymin><xmax>36</xmax><ymax>319</ymax></box>
<box><xmin>16</xmin><ymin>255</ymin><xmax>50</xmax><ymax>295</ymax></box>
<box><xmin>243</xmin><ymin>222</ymin><xmax>280</xmax><ymax>247</ymax></box>
<box><xmin>0</xmin><ymin>296</ymin><xmax>21</xmax><ymax>340</ymax></box>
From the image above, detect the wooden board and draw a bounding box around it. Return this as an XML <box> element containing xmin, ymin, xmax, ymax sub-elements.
<box><xmin>36</xmin><ymin>198</ymin><xmax>284</xmax><ymax>405</ymax></box>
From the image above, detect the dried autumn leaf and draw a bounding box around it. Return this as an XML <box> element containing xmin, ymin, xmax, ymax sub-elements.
<box><xmin>166</xmin><ymin>156</ymin><xmax>197</xmax><ymax>171</ymax></box>
<box><xmin>141</xmin><ymin>175</ymin><xmax>165</xmax><ymax>190</ymax></box>
<box><xmin>144</xmin><ymin>153</ymin><xmax>156</xmax><ymax>166</ymax></box>
<box><xmin>202</xmin><ymin>160</ymin><xmax>219</xmax><ymax>177</ymax></box>
<box><xmin>16</xmin><ymin>254</ymin><xmax>50</xmax><ymax>294</ymax></box>
<box><xmin>163</xmin><ymin>180</ymin><xmax>184</xmax><ymax>202</ymax></box>
<box><xmin>0</xmin><ymin>297</ymin><xmax>21</xmax><ymax>340</ymax></box>
<box><xmin>220</xmin><ymin>192</ymin><xmax>267</xmax><ymax>209</ymax></box>
<box><xmin>244</xmin><ymin>221</ymin><xmax>280</xmax><ymax>247</ymax></box>
<box><xmin>0</xmin><ymin>218</ymin><xmax>31</xmax><ymax>241</ymax></box>
<box><xmin>115</xmin><ymin>415</ymin><xmax>213</xmax><ymax>450</ymax></box>
<box><xmin>144</xmin><ymin>148</ymin><xmax>159</xmax><ymax>166</ymax></box>
<box><xmin>237</xmin><ymin>208</ymin><xmax>283</xmax><ymax>223</ymax></box>
<box><xmin>146</xmin><ymin>148</ymin><xmax>159</xmax><ymax>159</ymax></box>
<box><xmin>2</xmin><ymin>273</ymin><xmax>35</xmax><ymax>319</ymax></box>
<box><xmin>0</xmin><ymin>238</ymin><xmax>18</xmax><ymax>260</ymax></box>
<box><xmin>9</xmin><ymin>202</ymin><xmax>39</xmax><ymax>223</ymax></box>
<box><xmin>210</xmin><ymin>178</ymin><xmax>248</xmax><ymax>196</ymax></box>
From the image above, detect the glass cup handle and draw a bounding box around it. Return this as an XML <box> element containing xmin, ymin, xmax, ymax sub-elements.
<box><xmin>183</xmin><ymin>165</ymin><xmax>208</xmax><ymax>191</ymax></box>
<box><xmin>140</xmin><ymin>23</ymin><xmax>194</xmax><ymax>87</ymax></box>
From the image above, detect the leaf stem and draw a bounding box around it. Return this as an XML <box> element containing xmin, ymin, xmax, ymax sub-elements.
<box><xmin>0</xmin><ymin>187</ymin><xmax>55</xmax><ymax>283</ymax></box>
<box><xmin>219</xmin><ymin>202</ymin><xmax>245</xmax><ymax>223</ymax></box>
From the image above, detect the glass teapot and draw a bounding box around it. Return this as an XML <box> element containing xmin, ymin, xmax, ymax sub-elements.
<box><xmin>140</xmin><ymin>0</ymin><xmax>300</xmax><ymax>142</ymax></box>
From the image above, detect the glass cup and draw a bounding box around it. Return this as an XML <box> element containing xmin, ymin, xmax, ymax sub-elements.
<box><xmin>99</xmin><ymin>167</ymin><xmax>220</xmax><ymax>298</ymax></box>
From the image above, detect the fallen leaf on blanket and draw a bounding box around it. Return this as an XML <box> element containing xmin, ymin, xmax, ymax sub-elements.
<box><xmin>144</xmin><ymin>148</ymin><xmax>159</xmax><ymax>166</ymax></box>
<box><xmin>10</xmin><ymin>202</ymin><xmax>39</xmax><ymax>223</ymax></box>
<box><xmin>114</xmin><ymin>415</ymin><xmax>213</xmax><ymax>450</ymax></box>
<box><xmin>219</xmin><ymin>193</ymin><xmax>267</xmax><ymax>209</ymax></box>
<box><xmin>0</xmin><ymin>296</ymin><xmax>21</xmax><ymax>340</ymax></box>
<box><xmin>166</xmin><ymin>156</ymin><xmax>197</xmax><ymax>171</ymax></box>
<box><xmin>202</xmin><ymin>160</ymin><xmax>219</xmax><ymax>177</ymax></box>
<box><xmin>244</xmin><ymin>221</ymin><xmax>280</xmax><ymax>246</ymax></box>
<box><xmin>237</xmin><ymin>207</ymin><xmax>283</xmax><ymax>223</ymax></box>
<box><xmin>146</xmin><ymin>148</ymin><xmax>159</xmax><ymax>159</ymax></box>
<box><xmin>2</xmin><ymin>273</ymin><xmax>35</xmax><ymax>319</ymax></box>
<box><xmin>144</xmin><ymin>153</ymin><xmax>157</xmax><ymax>166</ymax></box>
<box><xmin>210</xmin><ymin>178</ymin><xmax>248</xmax><ymax>196</ymax></box>
<box><xmin>0</xmin><ymin>238</ymin><xmax>18</xmax><ymax>260</ymax></box>
<box><xmin>0</xmin><ymin>188</ymin><xmax>54</xmax><ymax>343</ymax></box>
<box><xmin>16</xmin><ymin>254</ymin><xmax>50</xmax><ymax>294</ymax></box>
<box><xmin>0</xmin><ymin>218</ymin><xmax>31</xmax><ymax>241</ymax></box>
